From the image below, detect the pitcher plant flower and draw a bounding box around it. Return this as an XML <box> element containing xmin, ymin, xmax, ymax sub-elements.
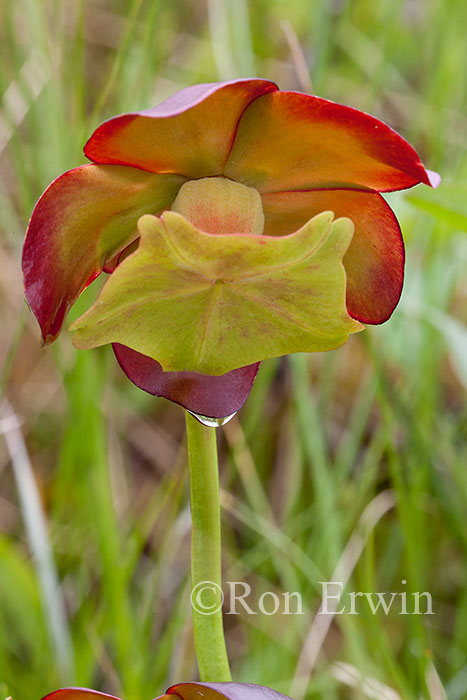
<box><xmin>22</xmin><ymin>79</ymin><xmax>439</xmax><ymax>419</ymax></box>
<box><xmin>41</xmin><ymin>682</ymin><xmax>293</xmax><ymax>700</ymax></box>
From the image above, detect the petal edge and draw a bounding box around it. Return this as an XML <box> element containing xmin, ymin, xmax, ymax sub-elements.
<box><xmin>225</xmin><ymin>91</ymin><xmax>435</xmax><ymax>193</ymax></box>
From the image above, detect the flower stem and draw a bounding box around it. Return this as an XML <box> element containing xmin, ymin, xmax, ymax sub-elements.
<box><xmin>185</xmin><ymin>411</ymin><xmax>231</xmax><ymax>682</ymax></box>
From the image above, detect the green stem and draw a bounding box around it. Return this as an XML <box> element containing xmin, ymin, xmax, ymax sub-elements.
<box><xmin>185</xmin><ymin>411</ymin><xmax>232</xmax><ymax>682</ymax></box>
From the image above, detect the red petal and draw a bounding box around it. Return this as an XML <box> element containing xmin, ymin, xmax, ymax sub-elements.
<box><xmin>262</xmin><ymin>188</ymin><xmax>404</xmax><ymax>324</ymax></box>
<box><xmin>166</xmin><ymin>683</ymin><xmax>293</xmax><ymax>700</ymax></box>
<box><xmin>85</xmin><ymin>80</ymin><xmax>278</xmax><ymax>177</ymax></box>
<box><xmin>113</xmin><ymin>344</ymin><xmax>259</xmax><ymax>418</ymax></box>
<box><xmin>225</xmin><ymin>91</ymin><xmax>436</xmax><ymax>193</ymax></box>
<box><xmin>41</xmin><ymin>689</ymin><xmax>121</xmax><ymax>700</ymax></box>
<box><xmin>23</xmin><ymin>165</ymin><xmax>184</xmax><ymax>343</ymax></box>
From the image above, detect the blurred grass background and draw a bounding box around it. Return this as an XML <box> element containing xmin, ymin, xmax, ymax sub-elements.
<box><xmin>1</xmin><ymin>1</ymin><xmax>466</xmax><ymax>699</ymax></box>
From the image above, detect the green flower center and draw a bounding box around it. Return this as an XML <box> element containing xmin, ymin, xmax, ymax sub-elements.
<box><xmin>171</xmin><ymin>176</ymin><xmax>264</xmax><ymax>236</ymax></box>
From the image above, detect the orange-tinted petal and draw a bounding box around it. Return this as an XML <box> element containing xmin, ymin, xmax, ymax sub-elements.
<box><xmin>23</xmin><ymin>164</ymin><xmax>185</xmax><ymax>343</ymax></box>
<box><xmin>84</xmin><ymin>80</ymin><xmax>278</xmax><ymax>177</ymax></box>
<box><xmin>262</xmin><ymin>188</ymin><xmax>404</xmax><ymax>324</ymax></box>
<box><xmin>225</xmin><ymin>91</ymin><xmax>438</xmax><ymax>193</ymax></box>
<box><xmin>113</xmin><ymin>344</ymin><xmax>259</xmax><ymax>418</ymax></box>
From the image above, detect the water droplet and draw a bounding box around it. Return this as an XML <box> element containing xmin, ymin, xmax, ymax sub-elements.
<box><xmin>188</xmin><ymin>410</ymin><xmax>237</xmax><ymax>428</ymax></box>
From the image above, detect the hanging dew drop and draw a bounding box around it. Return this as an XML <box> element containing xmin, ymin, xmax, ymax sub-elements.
<box><xmin>188</xmin><ymin>410</ymin><xmax>237</xmax><ymax>427</ymax></box>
